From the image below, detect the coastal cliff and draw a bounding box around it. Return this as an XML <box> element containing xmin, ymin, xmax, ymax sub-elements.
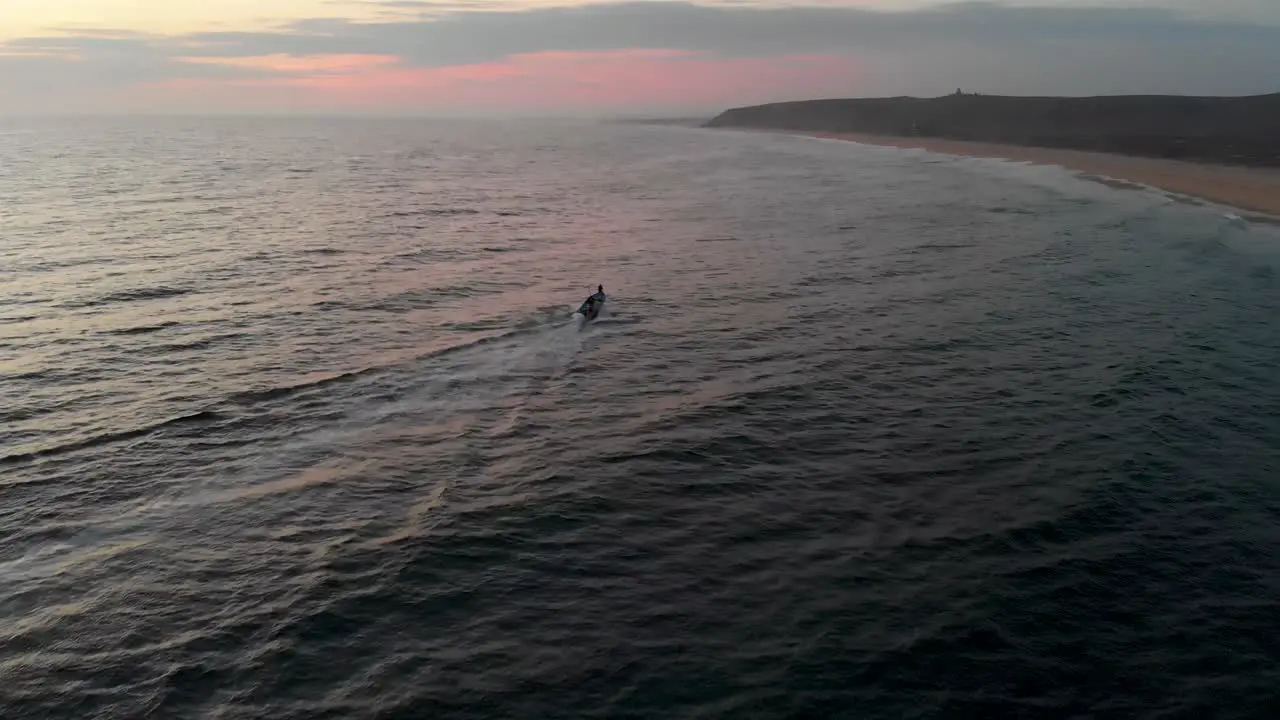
<box><xmin>704</xmin><ymin>94</ymin><xmax>1280</xmax><ymax>167</ymax></box>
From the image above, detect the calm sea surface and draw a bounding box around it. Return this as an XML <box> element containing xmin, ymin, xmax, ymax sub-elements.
<box><xmin>2</xmin><ymin>118</ymin><xmax>1279</xmax><ymax>719</ymax></box>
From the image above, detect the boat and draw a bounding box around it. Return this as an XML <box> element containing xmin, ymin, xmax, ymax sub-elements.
<box><xmin>576</xmin><ymin>291</ymin><xmax>606</xmax><ymax>325</ymax></box>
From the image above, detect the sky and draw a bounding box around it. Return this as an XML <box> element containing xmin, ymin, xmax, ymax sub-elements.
<box><xmin>2</xmin><ymin>0</ymin><xmax>1278</xmax><ymax>115</ymax></box>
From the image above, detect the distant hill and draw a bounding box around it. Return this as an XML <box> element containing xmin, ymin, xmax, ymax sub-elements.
<box><xmin>704</xmin><ymin>93</ymin><xmax>1280</xmax><ymax>167</ymax></box>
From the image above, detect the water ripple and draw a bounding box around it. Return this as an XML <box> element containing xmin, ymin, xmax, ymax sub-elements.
<box><xmin>0</xmin><ymin>118</ymin><xmax>1278</xmax><ymax>720</ymax></box>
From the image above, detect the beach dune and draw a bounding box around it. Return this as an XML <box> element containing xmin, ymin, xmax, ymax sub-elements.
<box><xmin>807</xmin><ymin>131</ymin><xmax>1280</xmax><ymax>219</ymax></box>
<box><xmin>705</xmin><ymin>94</ymin><xmax>1280</xmax><ymax>219</ymax></box>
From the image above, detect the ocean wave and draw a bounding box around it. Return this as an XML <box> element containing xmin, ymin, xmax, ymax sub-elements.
<box><xmin>0</xmin><ymin>410</ymin><xmax>225</xmax><ymax>468</ymax></box>
<box><xmin>227</xmin><ymin>370</ymin><xmax>376</xmax><ymax>406</ymax></box>
<box><xmin>14</xmin><ymin>256</ymin><xmax>115</xmax><ymax>273</ymax></box>
<box><xmin>150</xmin><ymin>334</ymin><xmax>248</xmax><ymax>353</ymax></box>
<box><xmin>361</xmin><ymin>289</ymin><xmax>440</xmax><ymax>312</ymax></box>
<box><xmin>59</xmin><ymin>285</ymin><xmax>193</xmax><ymax>309</ymax></box>
<box><xmin>383</xmin><ymin>207</ymin><xmax>480</xmax><ymax>218</ymax></box>
<box><xmin>101</xmin><ymin>321</ymin><xmax>182</xmax><ymax>336</ymax></box>
<box><xmin>383</xmin><ymin>247</ymin><xmax>475</xmax><ymax>265</ymax></box>
<box><xmin>0</xmin><ymin>313</ymin><xmax>40</xmax><ymax>325</ymax></box>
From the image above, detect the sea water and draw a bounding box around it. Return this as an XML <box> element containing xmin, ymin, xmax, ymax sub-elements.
<box><xmin>2</xmin><ymin>117</ymin><xmax>1278</xmax><ymax>719</ymax></box>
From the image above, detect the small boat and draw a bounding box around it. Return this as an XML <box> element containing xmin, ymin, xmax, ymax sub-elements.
<box><xmin>576</xmin><ymin>286</ymin><xmax>606</xmax><ymax>325</ymax></box>
<box><xmin>577</xmin><ymin>295</ymin><xmax>604</xmax><ymax>324</ymax></box>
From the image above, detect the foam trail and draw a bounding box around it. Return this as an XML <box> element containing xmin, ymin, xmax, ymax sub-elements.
<box><xmin>106</xmin><ymin>319</ymin><xmax>587</xmax><ymax>523</ymax></box>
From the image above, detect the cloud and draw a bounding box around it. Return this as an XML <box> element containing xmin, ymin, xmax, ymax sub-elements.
<box><xmin>152</xmin><ymin>2</ymin><xmax>1280</xmax><ymax>71</ymax></box>
<box><xmin>2</xmin><ymin>1</ymin><xmax>1279</xmax><ymax>114</ymax></box>
<box><xmin>175</xmin><ymin>53</ymin><xmax>402</xmax><ymax>74</ymax></box>
<box><xmin>0</xmin><ymin>33</ymin><xmax>288</xmax><ymax>113</ymax></box>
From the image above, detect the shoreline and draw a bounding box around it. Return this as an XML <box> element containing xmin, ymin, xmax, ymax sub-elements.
<box><xmin>765</xmin><ymin>130</ymin><xmax>1280</xmax><ymax>221</ymax></box>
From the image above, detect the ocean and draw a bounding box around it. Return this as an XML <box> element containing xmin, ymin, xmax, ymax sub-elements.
<box><xmin>2</xmin><ymin>117</ymin><xmax>1278</xmax><ymax>719</ymax></box>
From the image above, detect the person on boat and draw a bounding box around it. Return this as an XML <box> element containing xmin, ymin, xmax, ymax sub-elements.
<box><xmin>580</xmin><ymin>285</ymin><xmax>605</xmax><ymax>314</ymax></box>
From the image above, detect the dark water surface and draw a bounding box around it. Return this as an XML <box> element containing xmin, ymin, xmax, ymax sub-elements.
<box><xmin>2</xmin><ymin>118</ymin><xmax>1279</xmax><ymax>719</ymax></box>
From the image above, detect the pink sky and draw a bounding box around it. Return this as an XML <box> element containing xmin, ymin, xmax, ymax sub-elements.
<box><xmin>3</xmin><ymin>1</ymin><xmax>1277</xmax><ymax>115</ymax></box>
<box><xmin>132</xmin><ymin>49</ymin><xmax>866</xmax><ymax>115</ymax></box>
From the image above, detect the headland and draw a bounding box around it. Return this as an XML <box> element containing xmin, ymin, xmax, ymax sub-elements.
<box><xmin>704</xmin><ymin>94</ymin><xmax>1280</xmax><ymax>218</ymax></box>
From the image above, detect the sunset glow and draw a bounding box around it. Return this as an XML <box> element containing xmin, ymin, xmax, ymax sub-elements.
<box><xmin>137</xmin><ymin>50</ymin><xmax>864</xmax><ymax>114</ymax></box>
<box><xmin>177</xmin><ymin>54</ymin><xmax>405</xmax><ymax>75</ymax></box>
<box><xmin>2</xmin><ymin>0</ymin><xmax>379</xmax><ymax>38</ymax></box>
<box><xmin>1</xmin><ymin>0</ymin><xmax>937</xmax><ymax>39</ymax></box>
<box><xmin>2</xmin><ymin>1</ymin><xmax>1277</xmax><ymax>115</ymax></box>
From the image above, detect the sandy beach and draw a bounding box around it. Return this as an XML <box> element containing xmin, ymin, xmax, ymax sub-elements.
<box><xmin>802</xmin><ymin>132</ymin><xmax>1280</xmax><ymax>221</ymax></box>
